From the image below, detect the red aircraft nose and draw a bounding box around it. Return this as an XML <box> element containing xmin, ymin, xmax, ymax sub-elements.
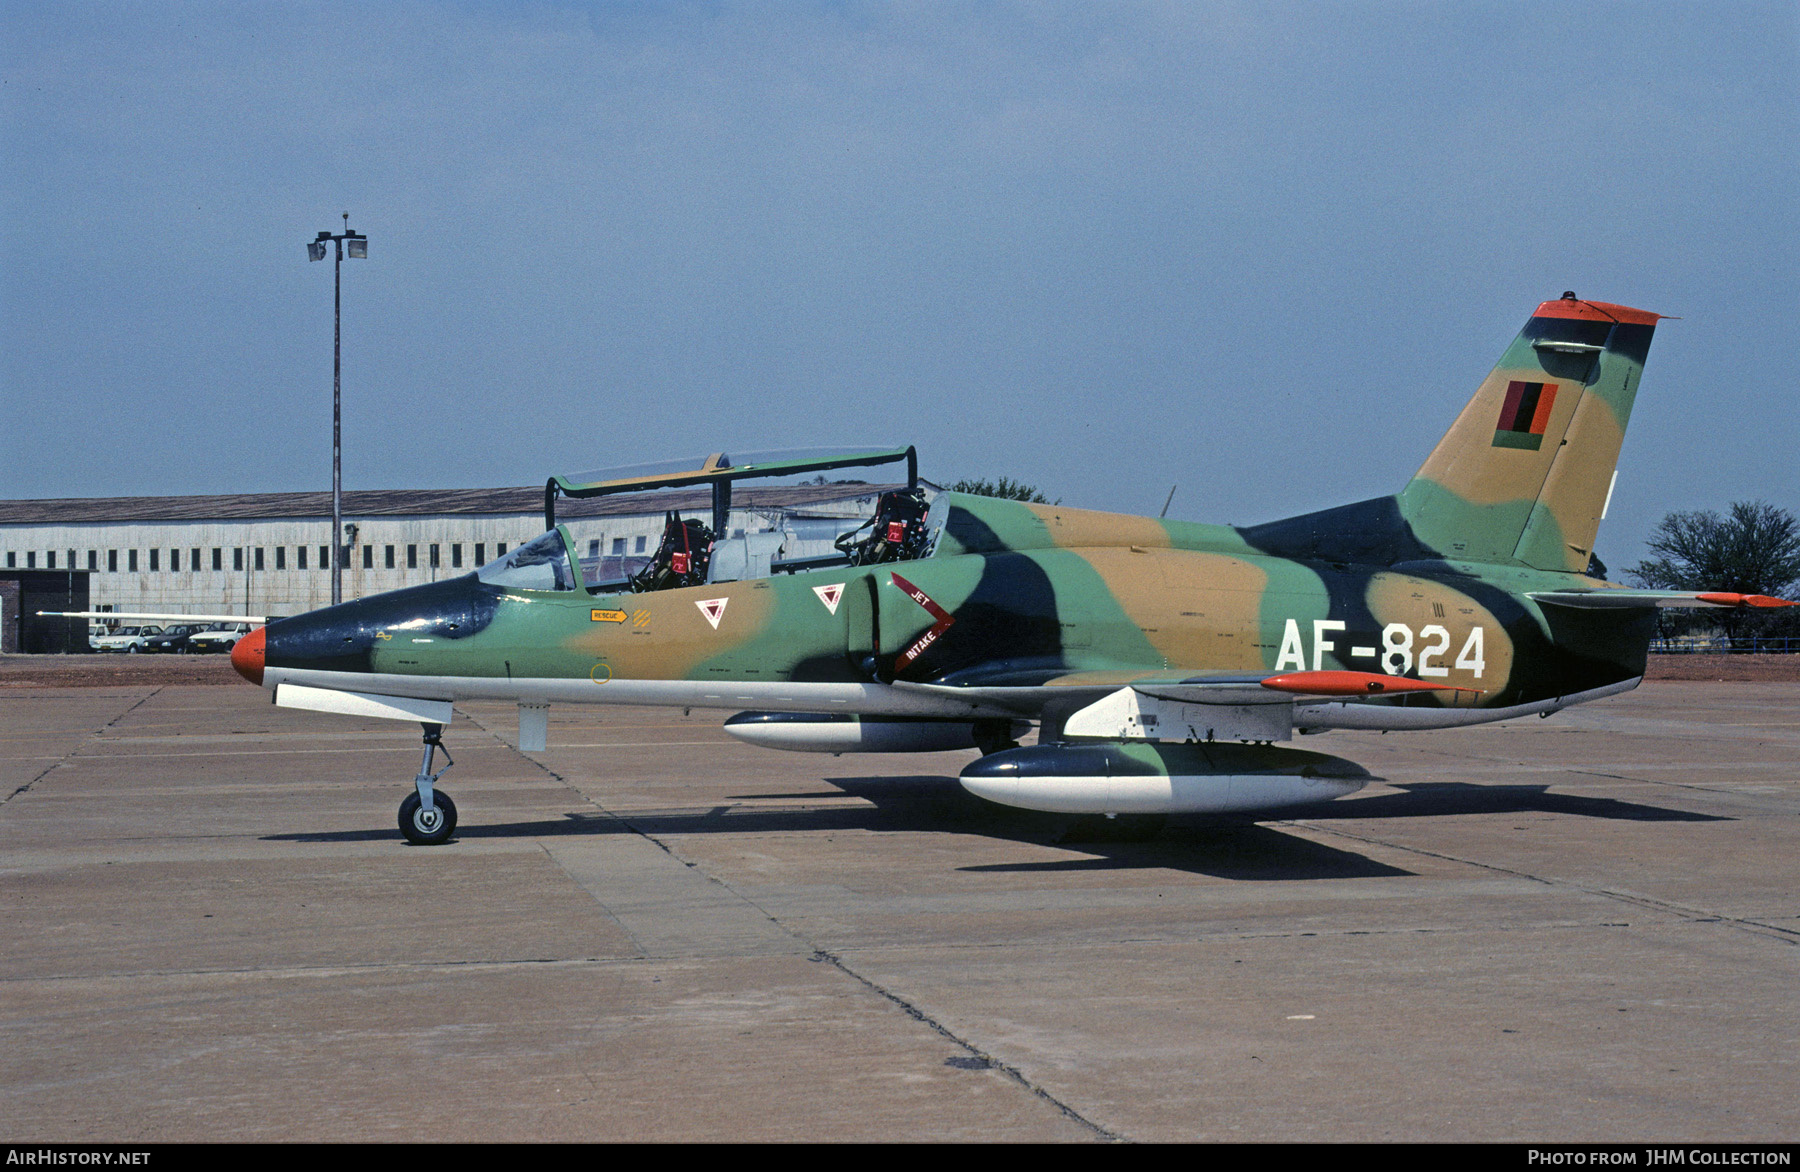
<box><xmin>231</xmin><ymin>626</ymin><xmax>266</xmax><ymax>685</ymax></box>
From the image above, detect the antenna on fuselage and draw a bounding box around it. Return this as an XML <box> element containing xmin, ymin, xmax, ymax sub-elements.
<box><xmin>1160</xmin><ymin>484</ymin><xmax>1178</xmax><ymax>518</ymax></box>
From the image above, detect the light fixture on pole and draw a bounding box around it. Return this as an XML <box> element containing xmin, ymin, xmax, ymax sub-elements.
<box><xmin>306</xmin><ymin>213</ymin><xmax>368</xmax><ymax>606</ymax></box>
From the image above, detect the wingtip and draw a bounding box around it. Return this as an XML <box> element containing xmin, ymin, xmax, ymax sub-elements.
<box><xmin>1696</xmin><ymin>592</ymin><xmax>1798</xmax><ymax>609</ymax></box>
<box><xmin>1261</xmin><ymin>670</ymin><xmax>1482</xmax><ymax>697</ymax></box>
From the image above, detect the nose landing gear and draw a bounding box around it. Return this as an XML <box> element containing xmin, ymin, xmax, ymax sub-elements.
<box><xmin>398</xmin><ymin>722</ymin><xmax>458</xmax><ymax>845</ymax></box>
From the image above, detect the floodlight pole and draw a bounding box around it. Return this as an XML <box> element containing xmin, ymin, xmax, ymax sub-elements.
<box><xmin>309</xmin><ymin>214</ymin><xmax>367</xmax><ymax>606</ymax></box>
<box><xmin>332</xmin><ymin>224</ymin><xmax>342</xmax><ymax>606</ymax></box>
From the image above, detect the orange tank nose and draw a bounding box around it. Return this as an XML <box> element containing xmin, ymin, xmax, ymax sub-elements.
<box><xmin>231</xmin><ymin>626</ymin><xmax>266</xmax><ymax>685</ymax></box>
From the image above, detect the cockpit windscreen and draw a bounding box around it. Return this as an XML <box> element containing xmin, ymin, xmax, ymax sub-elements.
<box><xmin>475</xmin><ymin>530</ymin><xmax>579</xmax><ymax>591</ymax></box>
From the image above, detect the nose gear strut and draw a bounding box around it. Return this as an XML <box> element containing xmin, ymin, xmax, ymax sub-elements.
<box><xmin>398</xmin><ymin>722</ymin><xmax>458</xmax><ymax>845</ymax></box>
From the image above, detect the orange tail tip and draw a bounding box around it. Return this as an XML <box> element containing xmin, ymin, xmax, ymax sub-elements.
<box><xmin>1531</xmin><ymin>295</ymin><xmax>1664</xmax><ymax>326</ymax></box>
<box><xmin>1262</xmin><ymin>670</ymin><xmax>1482</xmax><ymax>697</ymax></box>
<box><xmin>1696</xmin><ymin>592</ymin><xmax>1798</xmax><ymax>608</ymax></box>
<box><xmin>231</xmin><ymin>626</ymin><xmax>266</xmax><ymax>685</ymax></box>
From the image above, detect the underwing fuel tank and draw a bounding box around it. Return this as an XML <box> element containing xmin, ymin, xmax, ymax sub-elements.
<box><xmin>724</xmin><ymin>712</ymin><xmax>1026</xmax><ymax>754</ymax></box>
<box><xmin>959</xmin><ymin>742</ymin><xmax>1371</xmax><ymax>815</ymax></box>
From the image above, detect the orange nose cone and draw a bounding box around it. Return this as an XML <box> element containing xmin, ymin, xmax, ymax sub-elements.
<box><xmin>231</xmin><ymin>626</ymin><xmax>266</xmax><ymax>685</ymax></box>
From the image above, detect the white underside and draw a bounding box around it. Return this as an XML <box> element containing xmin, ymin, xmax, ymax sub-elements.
<box><xmin>960</xmin><ymin>770</ymin><xmax>1367</xmax><ymax>815</ymax></box>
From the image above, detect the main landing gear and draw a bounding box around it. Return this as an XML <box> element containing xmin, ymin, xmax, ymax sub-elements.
<box><xmin>972</xmin><ymin>718</ymin><xmax>1021</xmax><ymax>757</ymax></box>
<box><xmin>398</xmin><ymin>722</ymin><xmax>458</xmax><ymax>845</ymax></box>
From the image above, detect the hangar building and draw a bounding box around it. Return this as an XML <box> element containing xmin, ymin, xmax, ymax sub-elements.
<box><xmin>0</xmin><ymin>482</ymin><xmax>900</xmax><ymax>623</ymax></box>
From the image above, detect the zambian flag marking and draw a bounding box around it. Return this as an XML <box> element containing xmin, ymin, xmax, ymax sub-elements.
<box><xmin>1493</xmin><ymin>380</ymin><xmax>1557</xmax><ymax>450</ymax></box>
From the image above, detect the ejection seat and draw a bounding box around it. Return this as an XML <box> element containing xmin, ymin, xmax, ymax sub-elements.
<box><xmin>629</xmin><ymin>512</ymin><xmax>713</xmax><ymax>592</ymax></box>
<box><xmin>835</xmin><ymin>488</ymin><xmax>931</xmax><ymax>566</ymax></box>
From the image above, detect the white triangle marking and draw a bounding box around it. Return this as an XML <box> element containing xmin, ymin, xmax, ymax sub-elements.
<box><xmin>696</xmin><ymin>598</ymin><xmax>728</xmax><ymax>629</ymax></box>
<box><xmin>812</xmin><ymin>583</ymin><xmax>844</xmax><ymax>615</ymax></box>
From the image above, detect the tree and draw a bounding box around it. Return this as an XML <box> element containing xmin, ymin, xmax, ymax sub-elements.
<box><xmin>1627</xmin><ymin>501</ymin><xmax>1800</xmax><ymax>649</ymax></box>
<box><xmin>946</xmin><ymin>476</ymin><xmax>1050</xmax><ymax>503</ymax></box>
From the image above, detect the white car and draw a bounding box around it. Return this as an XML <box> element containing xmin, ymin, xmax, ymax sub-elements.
<box><xmin>188</xmin><ymin>623</ymin><xmax>254</xmax><ymax>654</ymax></box>
<box><xmin>91</xmin><ymin>625</ymin><xmax>162</xmax><ymax>653</ymax></box>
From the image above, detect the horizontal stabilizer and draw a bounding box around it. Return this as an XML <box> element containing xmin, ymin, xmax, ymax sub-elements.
<box><xmin>1529</xmin><ymin>590</ymin><xmax>1797</xmax><ymax>610</ymax></box>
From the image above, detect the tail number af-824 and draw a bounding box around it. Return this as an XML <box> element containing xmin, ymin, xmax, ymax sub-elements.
<box><xmin>1275</xmin><ymin>619</ymin><xmax>1487</xmax><ymax>679</ymax></box>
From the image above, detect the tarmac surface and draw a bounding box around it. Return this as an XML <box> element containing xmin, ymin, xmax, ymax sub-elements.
<box><xmin>2</xmin><ymin>677</ymin><xmax>1796</xmax><ymax>1142</ymax></box>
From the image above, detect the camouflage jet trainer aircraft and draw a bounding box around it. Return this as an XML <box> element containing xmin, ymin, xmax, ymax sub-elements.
<box><xmin>232</xmin><ymin>293</ymin><xmax>1792</xmax><ymax>844</ymax></box>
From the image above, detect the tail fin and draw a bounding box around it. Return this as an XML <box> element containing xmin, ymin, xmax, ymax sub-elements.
<box><xmin>1396</xmin><ymin>294</ymin><xmax>1661</xmax><ymax>572</ymax></box>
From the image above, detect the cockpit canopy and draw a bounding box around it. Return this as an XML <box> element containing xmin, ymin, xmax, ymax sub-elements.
<box><xmin>489</xmin><ymin>445</ymin><xmax>951</xmax><ymax>597</ymax></box>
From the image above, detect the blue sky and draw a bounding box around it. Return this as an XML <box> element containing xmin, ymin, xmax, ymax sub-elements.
<box><xmin>2</xmin><ymin>1</ymin><xmax>1795</xmax><ymax>569</ymax></box>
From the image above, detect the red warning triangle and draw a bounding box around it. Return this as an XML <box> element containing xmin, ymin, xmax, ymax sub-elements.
<box><xmin>812</xmin><ymin>583</ymin><xmax>844</xmax><ymax>614</ymax></box>
<box><xmin>696</xmin><ymin>598</ymin><xmax>729</xmax><ymax>629</ymax></box>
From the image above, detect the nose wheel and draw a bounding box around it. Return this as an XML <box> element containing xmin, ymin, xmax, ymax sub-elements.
<box><xmin>399</xmin><ymin>722</ymin><xmax>458</xmax><ymax>845</ymax></box>
<box><xmin>399</xmin><ymin>789</ymin><xmax>458</xmax><ymax>845</ymax></box>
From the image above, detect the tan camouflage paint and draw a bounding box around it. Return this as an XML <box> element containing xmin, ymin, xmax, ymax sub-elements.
<box><xmin>1513</xmin><ymin>371</ymin><xmax>1634</xmax><ymax>572</ymax></box>
<box><xmin>1362</xmin><ymin>570</ymin><xmax>1513</xmax><ymax>698</ymax></box>
<box><xmin>1073</xmin><ymin>547</ymin><xmax>1271</xmax><ymax>672</ymax></box>
<box><xmin>1020</xmin><ymin>503</ymin><xmax>1175</xmax><ymax>551</ymax></box>
<box><xmin>1412</xmin><ymin>371</ymin><xmax>1581</xmax><ymax>511</ymax></box>
<box><xmin>565</xmin><ymin>576</ymin><xmax>778</xmax><ymax>683</ymax></box>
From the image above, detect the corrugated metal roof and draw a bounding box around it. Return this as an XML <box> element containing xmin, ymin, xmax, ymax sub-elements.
<box><xmin>0</xmin><ymin>483</ymin><xmax>898</xmax><ymax>526</ymax></box>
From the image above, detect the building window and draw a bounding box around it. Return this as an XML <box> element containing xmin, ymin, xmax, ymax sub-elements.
<box><xmin>385</xmin><ymin>545</ymin><xmax>396</xmax><ymax>569</ymax></box>
<box><xmin>254</xmin><ymin>548</ymin><xmax>265</xmax><ymax>571</ymax></box>
<box><xmin>497</xmin><ymin>542</ymin><xmax>507</xmax><ymax>557</ymax></box>
<box><xmin>191</xmin><ymin>548</ymin><xmax>200</xmax><ymax>570</ymax></box>
<box><xmin>634</xmin><ymin>536</ymin><xmax>647</xmax><ymax>553</ymax></box>
<box><xmin>274</xmin><ymin>547</ymin><xmax>286</xmax><ymax>570</ymax></box>
<box><xmin>5</xmin><ymin>553</ymin><xmax>13</xmax><ymax>568</ymax></box>
<box><xmin>473</xmin><ymin>543</ymin><xmax>484</xmax><ymax>565</ymax></box>
<box><xmin>407</xmin><ymin>544</ymin><xmax>418</xmax><ymax>569</ymax></box>
<box><xmin>148</xmin><ymin>549</ymin><xmax>158</xmax><ymax>572</ymax></box>
<box><xmin>212</xmin><ymin>548</ymin><xmax>223</xmax><ymax>571</ymax></box>
<box><xmin>319</xmin><ymin>545</ymin><xmax>329</xmax><ymax>570</ymax></box>
<box><xmin>233</xmin><ymin>548</ymin><xmax>243</xmax><ymax>571</ymax></box>
<box><xmin>109</xmin><ymin>550</ymin><xmax>118</xmax><ymax>572</ymax></box>
<box><xmin>363</xmin><ymin>545</ymin><xmax>373</xmax><ymax>569</ymax></box>
<box><xmin>69</xmin><ymin>549</ymin><xmax>77</xmax><ymax>568</ymax></box>
<box><xmin>88</xmin><ymin>550</ymin><xmax>97</xmax><ymax>571</ymax></box>
<box><xmin>297</xmin><ymin>546</ymin><xmax>307</xmax><ymax>570</ymax></box>
<box><xmin>128</xmin><ymin>550</ymin><xmax>137</xmax><ymax>572</ymax></box>
<box><xmin>451</xmin><ymin>544</ymin><xmax>463</xmax><ymax>568</ymax></box>
<box><xmin>170</xmin><ymin>549</ymin><xmax>180</xmax><ymax>572</ymax></box>
<box><xmin>588</xmin><ymin>539</ymin><xmax>600</xmax><ymax>558</ymax></box>
<box><xmin>429</xmin><ymin>544</ymin><xmax>440</xmax><ymax>569</ymax></box>
<box><xmin>46</xmin><ymin>551</ymin><xmax>55</xmax><ymax>569</ymax></box>
<box><xmin>611</xmin><ymin>538</ymin><xmax>625</xmax><ymax>555</ymax></box>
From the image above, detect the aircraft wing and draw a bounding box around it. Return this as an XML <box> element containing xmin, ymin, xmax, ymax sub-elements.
<box><xmin>894</xmin><ymin>667</ymin><xmax>1480</xmax><ymax>743</ymax></box>
<box><xmin>1528</xmin><ymin>590</ymin><xmax>1795</xmax><ymax>610</ymax></box>
<box><xmin>901</xmin><ymin>666</ymin><xmax>1476</xmax><ymax>704</ymax></box>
